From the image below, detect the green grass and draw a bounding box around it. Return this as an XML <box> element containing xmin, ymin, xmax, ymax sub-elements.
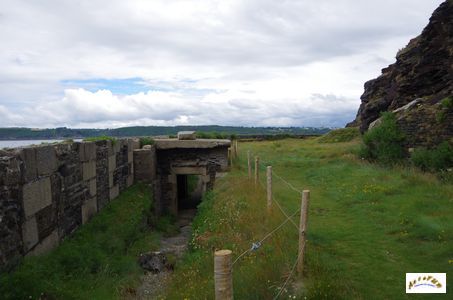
<box><xmin>83</xmin><ymin>135</ymin><xmax>117</xmax><ymax>144</ymax></box>
<box><xmin>318</xmin><ymin>127</ymin><xmax>360</xmax><ymax>143</ymax></box>
<box><xmin>0</xmin><ymin>183</ymin><xmax>159</xmax><ymax>300</ymax></box>
<box><xmin>164</xmin><ymin>138</ymin><xmax>453</xmax><ymax>299</ymax></box>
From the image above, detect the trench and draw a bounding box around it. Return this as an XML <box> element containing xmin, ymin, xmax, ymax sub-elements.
<box><xmin>135</xmin><ymin>174</ymin><xmax>203</xmax><ymax>299</ymax></box>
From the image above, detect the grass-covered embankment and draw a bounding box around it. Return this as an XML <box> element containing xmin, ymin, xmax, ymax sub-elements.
<box><xmin>165</xmin><ymin>138</ymin><xmax>452</xmax><ymax>299</ymax></box>
<box><xmin>0</xmin><ymin>183</ymin><xmax>159</xmax><ymax>299</ymax></box>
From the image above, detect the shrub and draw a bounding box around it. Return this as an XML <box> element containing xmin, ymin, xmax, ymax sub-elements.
<box><xmin>318</xmin><ymin>127</ymin><xmax>360</xmax><ymax>143</ymax></box>
<box><xmin>359</xmin><ymin>112</ymin><xmax>406</xmax><ymax>164</ymax></box>
<box><xmin>139</xmin><ymin>136</ymin><xmax>154</xmax><ymax>148</ymax></box>
<box><xmin>411</xmin><ymin>141</ymin><xmax>453</xmax><ymax>172</ymax></box>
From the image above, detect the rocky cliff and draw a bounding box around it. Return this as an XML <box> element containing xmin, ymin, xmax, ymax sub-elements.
<box><xmin>348</xmin><ymin>0</ymin><xmax>453</xmax><ymax>147</ymax></box>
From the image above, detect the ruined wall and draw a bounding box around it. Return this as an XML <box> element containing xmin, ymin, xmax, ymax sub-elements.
<box><xmin>155</xmin><ymin>147</ymin><xmax>228</xmax><ymax>215</ymax></box>
<box><xmin>0</xmin><ymin>138</ymin><xmax>140</xmax><ymax>270</ymax></box>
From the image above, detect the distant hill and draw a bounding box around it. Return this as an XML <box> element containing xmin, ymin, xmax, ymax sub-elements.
<box><xmin>0</xmin><ymin>125</ymin><xmax>331</xmax><ymax>140</ymax></box>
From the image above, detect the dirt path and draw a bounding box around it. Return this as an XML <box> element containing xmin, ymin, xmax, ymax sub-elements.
<box><xmin>135</xmin><ymin>209</ymin><xmax>196</xmax><ymax>299</ymax></box>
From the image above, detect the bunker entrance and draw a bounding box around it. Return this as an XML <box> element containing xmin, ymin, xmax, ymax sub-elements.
<box><xmin>176</xmin><ymin>174</ymin><xmax>203</xmax><ymax>210</ymax></box>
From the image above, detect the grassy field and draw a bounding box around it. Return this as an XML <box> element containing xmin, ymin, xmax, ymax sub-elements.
<box><xmin>0</xmin><ymin>183</ymin><xmax>162</xmax><ymax>300</ymax></box>
<box><xmin>165</xmin><ymin>137</ymin><xmax>452</xmax><ymax>299</ymax></box>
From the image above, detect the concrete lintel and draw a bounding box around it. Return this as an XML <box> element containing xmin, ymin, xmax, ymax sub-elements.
<box><xmin>154</xmin><ymin>139</ymin><xmax>231</xmax><ymax>150</ymax></box>
<box><xmin>171</xmin><ymin>166</ymin><xmax>207</xmax><ymax>175</ymax></box>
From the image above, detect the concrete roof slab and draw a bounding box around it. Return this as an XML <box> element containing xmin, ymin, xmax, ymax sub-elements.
<box><xmin>154</xmin><ymin>139</ymin><xmax>231</xmax><ymax>150</ymax></box>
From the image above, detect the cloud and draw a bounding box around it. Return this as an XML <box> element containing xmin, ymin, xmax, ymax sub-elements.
<box><xmin>0</xmin><ymin>0</ymin><xmax>445</xmax><ymax>128</ymax></box>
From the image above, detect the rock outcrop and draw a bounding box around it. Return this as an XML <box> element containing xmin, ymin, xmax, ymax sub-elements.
<box><xmin>348</xmin><ymin>0</ymin><xmax>453</xmax><ymax>147</ymax></box>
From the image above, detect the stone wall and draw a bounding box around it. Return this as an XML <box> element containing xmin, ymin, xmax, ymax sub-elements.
<box><xmin>0</xmin><ymin>138</ymin><xmax>140</xmax><ymax>270</ymax></box>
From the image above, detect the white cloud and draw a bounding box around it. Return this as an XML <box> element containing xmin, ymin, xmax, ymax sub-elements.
<box><xmin>0</xmin><ymin>0</ymin><xmax>444</xmax><ymax>128</ymax></box>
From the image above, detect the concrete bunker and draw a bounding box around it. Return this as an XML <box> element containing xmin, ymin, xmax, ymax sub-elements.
<box><xmin>134</xmin><ymin>132</ymin><xmax>230</xmax><ymax>216</ymax></box>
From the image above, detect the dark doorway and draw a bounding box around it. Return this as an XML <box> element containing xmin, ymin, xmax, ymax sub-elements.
<box><xmin>177</xmin><ymin>174</ymin><xmax>203</xmax><ymax>210</ymax></box>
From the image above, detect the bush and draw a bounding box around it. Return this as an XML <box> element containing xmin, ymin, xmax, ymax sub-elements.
<box><xmin>411</xmin><ymin>141</ymin><xmax>453</xmax><ymax>172</ymax></box>
<box><xmin>139</xmin><ymin>136</ymin><xmax>154</xmax><ymax>148</ymax></box>
<box><xmin>359</xmin><ymin>112</ymin><xmax>406</xmax><ymax>164</ymax></box>
<box><xmin>318</xmin><ymin>127</ymin><xmax>360</xmax><ymax>143</ymax></box>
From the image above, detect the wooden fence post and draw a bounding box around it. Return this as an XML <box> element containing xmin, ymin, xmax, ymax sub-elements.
<box><xmin>254</xmin><ymin>156</ymin><xmax>259</xmax><ymax>186</ymax></box>
<box><xmin>266</xmin><ymin>166</ymin><xmax>272</xmax><ymax>212</ymax></box>
<box><xmin>297</xmin><ymin>190</ymin><xmax>310</xmax><ymax>274</ymax></box>
<box><xmin>234</xmin><ymin>140</ymin><xmax>238</xmax><ymax>158</ymax></box>
<box><xmin>228</xmin><ymin>148</ymin><xmax>233</xmax><ymax>168</ymax></box>
<box><xmin>214</xmin><ymin>249</ymin><xmax>233</xmax><ymax>300</ymax></box>
<box><xmin>247</xmin><ymin>151</ymin><xmax>252</xmax><ymax>179</ymax></box>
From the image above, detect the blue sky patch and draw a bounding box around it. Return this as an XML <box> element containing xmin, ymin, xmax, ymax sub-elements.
<box><xmin>61</xmin><ymin>77</ymin><xmax>154</xmax><ymax>94</ymax></box>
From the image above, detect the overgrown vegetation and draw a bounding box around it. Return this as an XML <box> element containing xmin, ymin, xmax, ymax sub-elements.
<box><xmin>83</xmin><ymin>135</ymin><xmax>117</xmax><ymax>144</ymax></box>
<box><xmin>0</xmin><ymin>184</ymin><xmax>159</xmax><ymax>299</ymax></box>
<box><xmin>139</xmin><ymin>136</ymin><xmax>155</xmax><ymax>147</ymax></box>
<box><xmin>411</xmin><ymin>141</ymin><xmax>453</xmax><ymax>173</ymax></box>
<box><xmin>359</xmin><ymin>112</ymin><xmax>406</xmax><ymax>164</ymax></box>
<box><xmin>164</xmin><ymin>138</ymin><xmax>452</xmax><ymax>299</ymax></box>
<box><xmin>196</xmin><ymin>131</ymin><xmax>230</xmax><ymax>139</ymax></box>
<box><xmin>436</xmin><ymin>96</ymin><xmax>453</xmax><ymax>123</ymax></box>
<box><xmin>318</xmin><ymin>127</ymin><xmax>360</xmax><ymax>143</ymax></box>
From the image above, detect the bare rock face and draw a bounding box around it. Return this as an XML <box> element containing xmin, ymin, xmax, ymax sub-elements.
<box><xmin>348</xmin><ymin>0</ymin><xmax>453</xmax><ymax>147</ymax></box>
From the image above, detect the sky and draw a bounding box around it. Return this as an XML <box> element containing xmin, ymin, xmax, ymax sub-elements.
<box><xmin>0</xmin><ymin>0</ymin><xmax>444</xmax><ymax>129</ymax></box>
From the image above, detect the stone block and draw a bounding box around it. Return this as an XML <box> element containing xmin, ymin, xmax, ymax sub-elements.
<box><xmin>132</xmin><ymin>139</ymin><xmax>141</xmax><ymax>150</ymax></box>
<box><xmin>128</xmin><ymin>150</ymin><xmax>133</xmax><ymax>163</ymax></box>
<box><xmin>22</xmin><ymin>217</ymin><xmax>39</xmax><ymax>252</ymax></box>
<box><xmin>127</xmin><ymin>175</ymin><xmax>133</xmax><ymax>187</ymax></box>
<box><xmin>177</xmin><ymin>131</ymin><xmax>196</xmax><ymax>140</ymax></box>
<box><xmin>108</xmin><ymin>155</ymin><xmax>116</xmax><ymax>171</ymax></box>
<box><xmin>109</xmin><ymin>185</ymin><xmax>119</xmax><ymax>200</ymax></box>
<box><xmin>82</xmin><ymin>197</ymin><xmax>97</xmax><ymax>224</ymax></box>
<box><xmin>109</xmin><ymin>171</ymin><xmax>114</xmax><ymax>188</ymax></box>
<box><xmin>35</xmin><ymin>204</ymin><xmax>56</xmax><ymax>240</ymax></box>
<box><xmin>36</xmin><ymin>146</ymin><xmax>57</xmax><ymax>176</ymax></box>
<box><xmin>82</xmin><ymin>160</ymin><xmax>96</xmax><ymax>181</ymax></box>
<box><xmin>79</xmin><ymin>142</ymin><xmax>96</xmax><ymax>161</ymax></box>
<box><xmin>129</xmin><ymin>162</ymin><xmax>134</xmax><ymax>175</ymax></box>
<box><xmin>22</xmin><ymin>177</ymin><xmax>52</xmax><ymax>218</ymax></box>
<box><xmin>113</xmin><ymin>141</ymin><xmax>120</xmax><ymax>153</ymax></box>
<box><xmin>107</xmin><ymin>140</ymin><xmax>114</xmax><ymax>156</ymax></box>
<box><xmin>27</xmin><ymin>230</ymin><xmax>59</xmax><ymax>256</ymax></box>
<box><xmin>133</xmin><ymin>148</ymin><xmax>156</xmax><ymax>183</ymax></box>
<box><xmin>19</xmin><ymin>147</ymin><xmax>37</xmax><ymax>182</ymax></box>
<box><xmin>3</xmin><ymin>157</ymin><xmax>21</xmax><ymax>186</ymax></box>
<box><xmin>89</xmin><ymin>178</ymin><xmax>97</xmax><ymax>197</ymax></box>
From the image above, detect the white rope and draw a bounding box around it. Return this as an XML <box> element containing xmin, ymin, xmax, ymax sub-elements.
<box><xmin>232</xmin><ymin>209</ymin><xmax>299</xmax><ymax>266</ymax></box>
<box><xmin>273</xmin><ymin>249</ymin><xmax>301</xmax><ymax>300</ymax></box>
<box><xmin>272</xmin><ymin>170</ymin><xmax>303</xmax><ymax>194</ymax></box>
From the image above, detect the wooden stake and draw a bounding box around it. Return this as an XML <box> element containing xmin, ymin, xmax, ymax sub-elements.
<box><xmin>234</xmin><ymin>140</ymin><xmax>239</xmax><ymax>157</ymax></box>
<box><xmin>254</xmin><ymin>156</ymin><xmax>259</xmax><ymax>186</ymax></box>
<box><xmin>228</xmin><ymin>148</ymin><xmax>233</xmax><ymax>168</ymax></box>
<box><xmin>266</xmin><ymin>166</ymin><xmax>272</xmax><ymax>212</ymax></box>
<box><xmin>297</xmin><ymin>190</ymin><xmax>310</xmax><ymax>274</ymax></box>
<box><xmin>247</xmin><ymin>151</ymin><xmax>252</xmax><ymax>179</ymax></box>
<box><xmin>214</xmin><ymin>249</ymin><xmax>233</xmax><ymax>300</ymax></box>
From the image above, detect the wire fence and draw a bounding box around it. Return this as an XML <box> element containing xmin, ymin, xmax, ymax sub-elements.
<box><xmin>217</xmin><ymin>146</ymin><xmax>310</xmax><ymax>300</ymax></box>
